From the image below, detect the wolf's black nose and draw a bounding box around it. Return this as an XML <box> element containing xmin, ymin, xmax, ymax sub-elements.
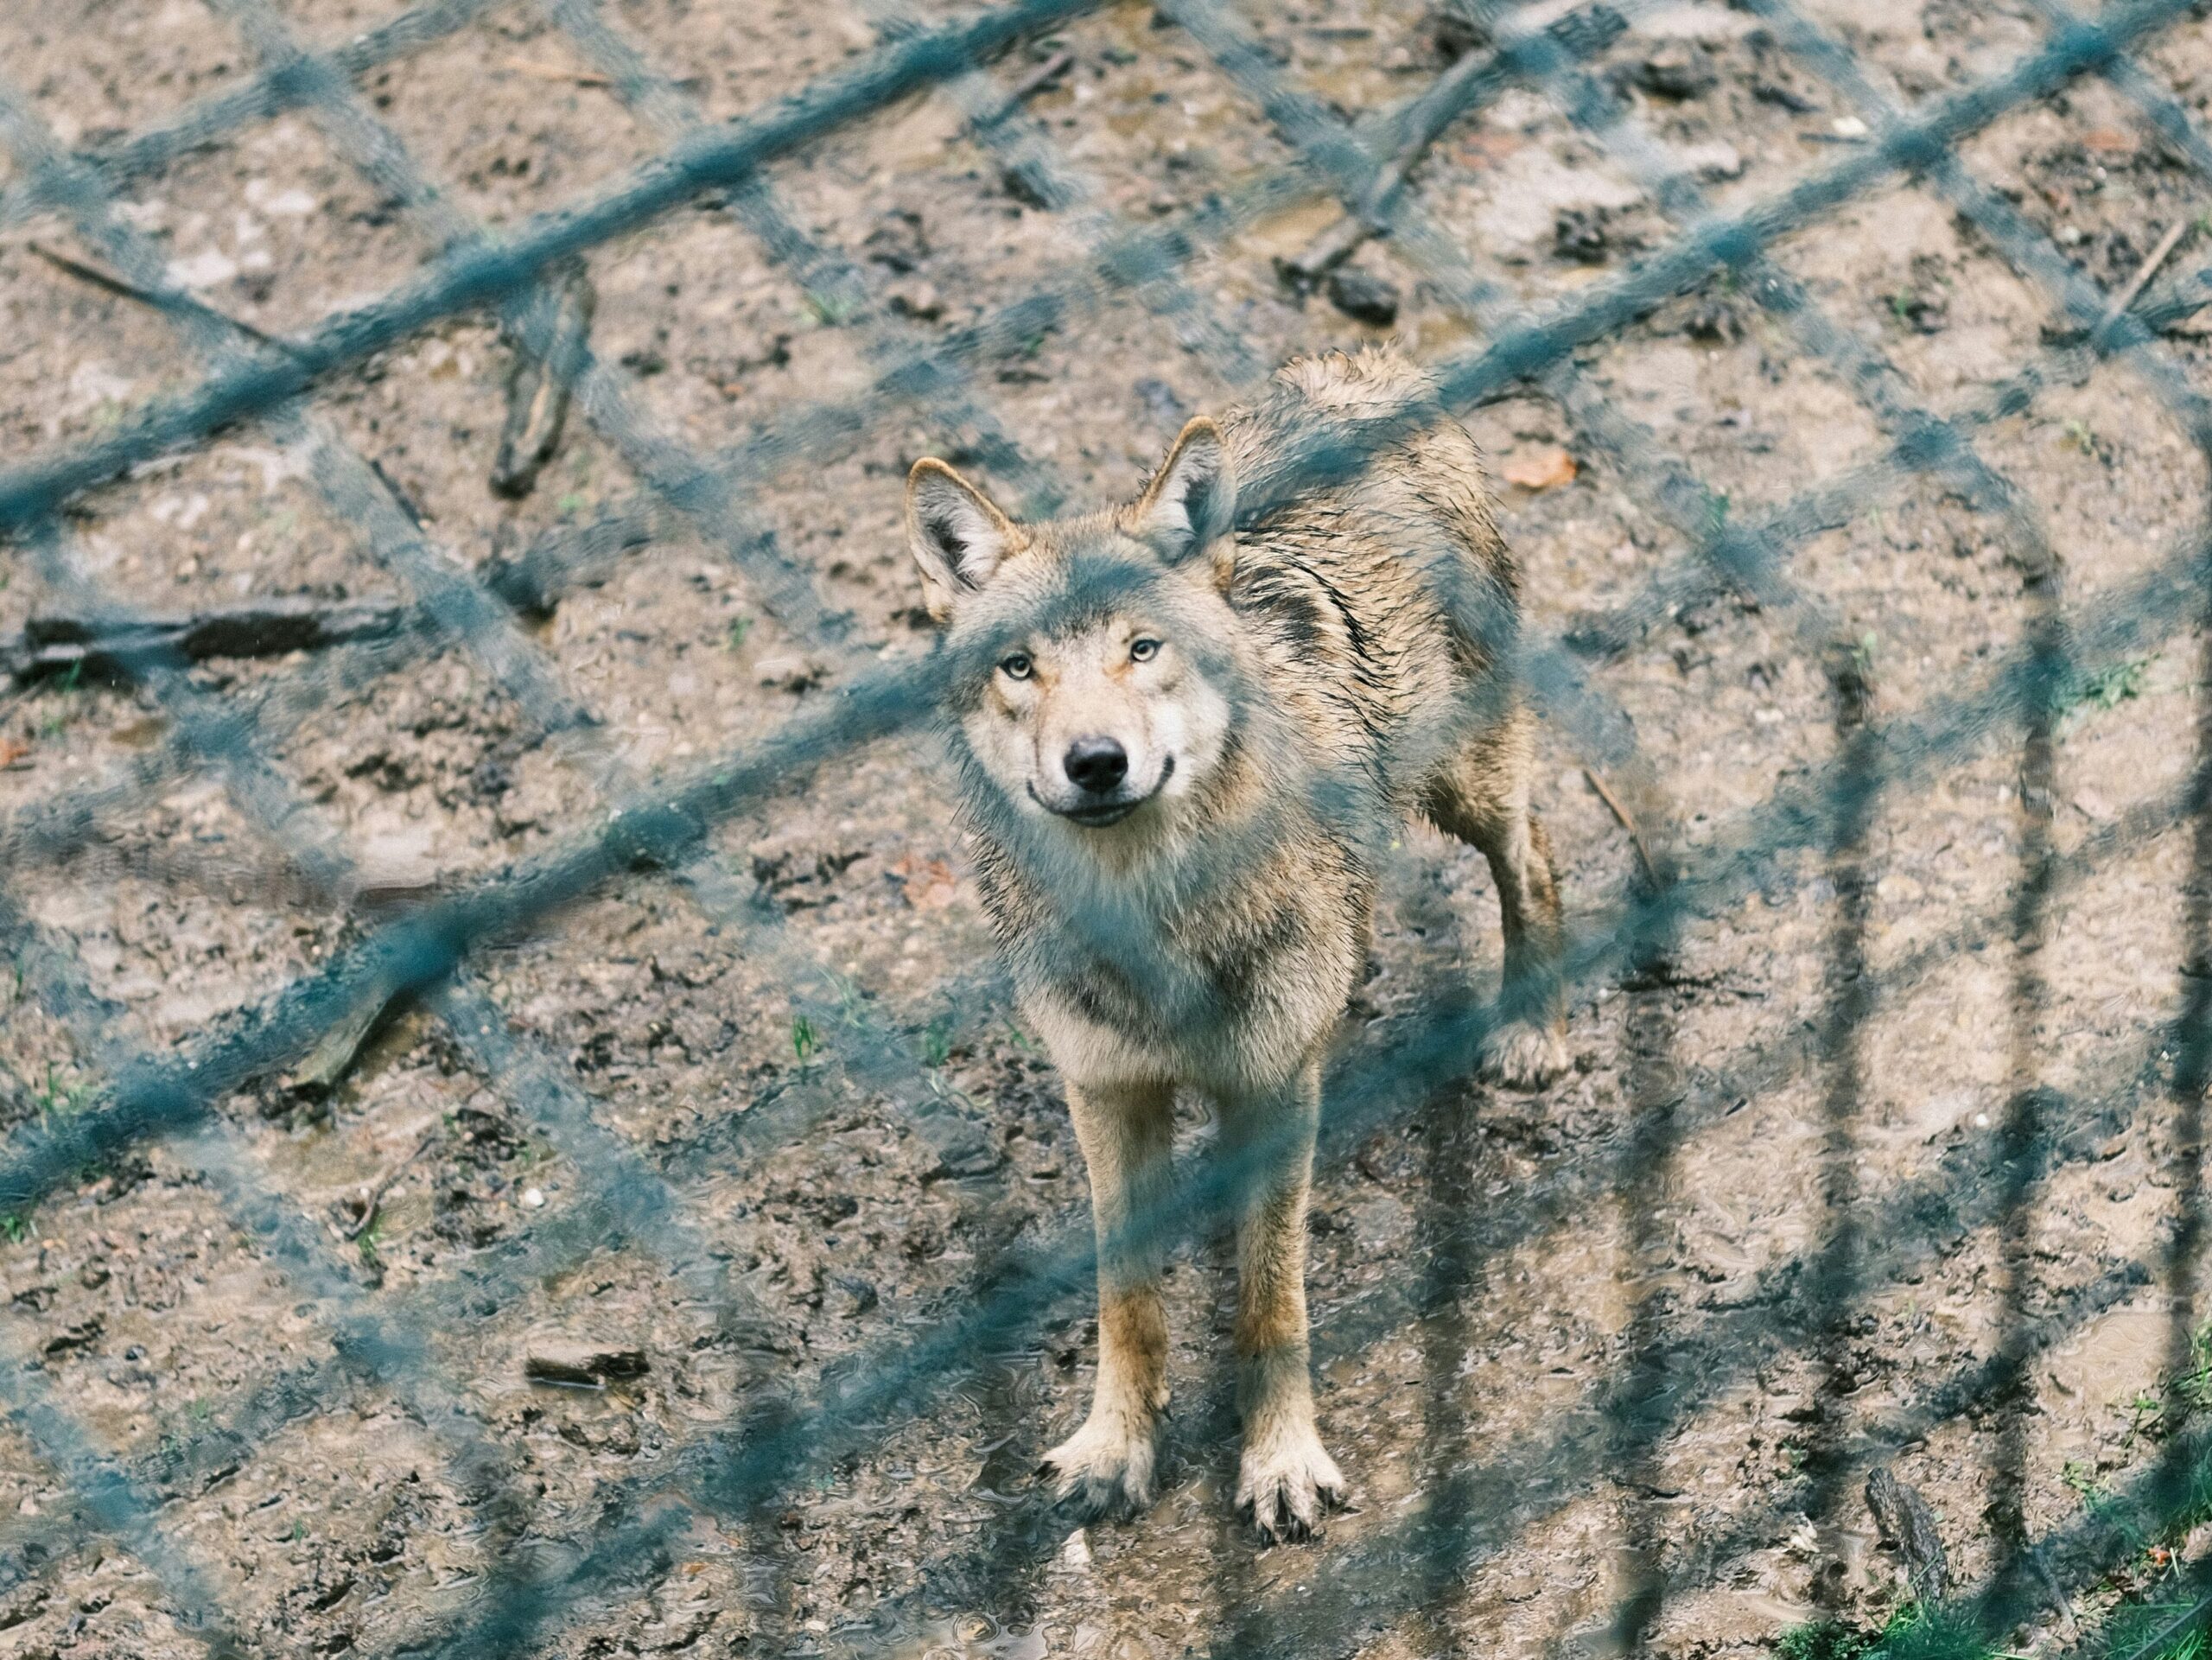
<box><xmin>1065</xmin><ymin>736</ymin><xmax>1128</xmax><ymax>794</ymax></box>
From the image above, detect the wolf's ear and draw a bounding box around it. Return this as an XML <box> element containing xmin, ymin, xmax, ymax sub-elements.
<box><xmin>1134</xmin><ymin>417</ymin><xmax>1236</xmax><ymax>584</ymax></box>
<box><xmin>906</xmin><ymin>459</ymin><xmax>1019</xmax><ymax>620</ymax></box>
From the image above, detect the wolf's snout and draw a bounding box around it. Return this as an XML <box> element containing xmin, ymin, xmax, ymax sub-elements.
<box><xmin>1064</xmin><ymin>736</ymin><xmax>1129</xmax><ymax>794</ymax></box>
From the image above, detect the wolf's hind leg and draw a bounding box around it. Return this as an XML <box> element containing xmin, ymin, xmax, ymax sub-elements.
<box><xmin>1423</xmin><ymin>709</ymin><xmax>1569</xmax><ymax>1089</ymax></box>
<box><xmin>1221</xmin><ymin>1058</ymin><xmax>1345</xmax><ymax>1542</ymax></box>
<box><xmin>1041</xmin><ymin>1077</ymin><xmax>1175</xmax><ymax>1519</ymax></box>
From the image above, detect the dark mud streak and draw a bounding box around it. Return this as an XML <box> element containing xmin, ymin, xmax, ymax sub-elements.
<box><xmin>1413</xmin><ymin>1079</ymin><xmax>1487</xmax><ymax>1651</ymax></box>
<box><xmin>1808</xmin><ymin>648</ymin><xmax>1878</xmax><ymax>1557</ymax></box>
<box><xmin>1986</xmin><ymin>468</ymin><xmax>2069</xmax><ymax>1623</ymax></box>
<box><xmin>1604</xmin><ymin>768</ymin><xmax>1686</xmax><ymax>1657</ymax></box>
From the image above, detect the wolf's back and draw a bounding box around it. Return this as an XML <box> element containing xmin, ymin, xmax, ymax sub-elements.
<box><xmin>1219</xmin><ymin>347</ymin><xmax>1520</xmax><ymax>786</ymax></box>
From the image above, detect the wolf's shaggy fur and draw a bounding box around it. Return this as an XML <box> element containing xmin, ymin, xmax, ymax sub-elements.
<box><xmin>904</xmin><ymin>346</ymin><xmax>1566</xmax><ymax>1542</ymax></box>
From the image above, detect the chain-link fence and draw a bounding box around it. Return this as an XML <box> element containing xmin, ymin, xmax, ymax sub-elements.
<box><xmin>3</xmin><ymin>0</ymin><xmax>2212</xmax><ymax>1654</ymax></box>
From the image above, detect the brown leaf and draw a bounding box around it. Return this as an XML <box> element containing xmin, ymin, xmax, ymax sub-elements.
<box><xmin>890</xmin><ymin>853</ymin><xmax>960</xmax><ymax>911</ymax></box>
<box><xmin>1500</xmin><ymin>446</ymin><xmax>1578</xmax><ymax>491</ymax></box>
<box><xmin>2082</xmin><ymin>127</ymin><xmax>2137</xmax><ymax>155</ymax></box>
<box><xmin>0</xmin><ymin>738</ymin><xmax>29</xmax><ymax>768</ymax></box>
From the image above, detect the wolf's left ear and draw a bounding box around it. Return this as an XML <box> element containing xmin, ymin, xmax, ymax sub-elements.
<box><xmin>1134</xmin><ymin>417</ymin><xmax>1236</xmax><ymax>587</ymax></box>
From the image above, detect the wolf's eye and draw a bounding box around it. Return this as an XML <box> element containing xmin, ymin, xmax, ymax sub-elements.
<box><xmin>999</xmin><ymin>652</ymin><xmax>1033</xmax><ymax>680</ymax></box>
<box><xmin>1129</xmin><ymin>638</ymin><xmax>1161</xmax><ymax>663</ymax></box>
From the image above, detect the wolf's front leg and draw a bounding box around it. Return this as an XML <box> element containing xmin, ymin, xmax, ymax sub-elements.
<box><xmin>1042</xmin><ymin>1077</ymin><xmax>1175</xmax><ymax>1519</ymax></box>
<box><xmin>1223</xmin><ymin>1057</ymin><xmax>1345</xmax><ymax>1543</ymax></box>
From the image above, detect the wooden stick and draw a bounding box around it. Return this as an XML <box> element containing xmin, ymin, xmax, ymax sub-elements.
<box><xmin>22</xmin><ymin>239</ymin><xmax>298</xmax><ymax>354</ymax></box>
<box><xmin>1584</xmin><ymin>764</ymin><xmax>1658</xmax><ymax>884</ymax></box>
<box><xmin>289</xmin><ymin>977</ymin><xmax>401</xmax><ymax>1100</ymax></box>
<box><xmin>492</xmin><ymin>259</ymin><xmax>596</xmax><ymax>500</ymax></box>
<box><xmin>340</xmin><ymin>1129</ymin><xmax>441</xmax><ymax>1239</ymax></box>
<box><xmin>498</xmin><ymin>55</ymin><xmax>613</xmax><ymax>87</ymax></box>
<box><xmin>1277</xmin><ymin>2</ymin><xmax>1626</xmax><ymax>291</ymax></box>
<box><xmin>1001</xmin><ymin>48</ymin><xmax>1075</xmax><ymax>111</ymax></box>
<box><xmin>2104</xmin><ymin>215</ymin><xmax>2190</xmax><ymax>327</ymax></box>
<box><xmin>6</xmin><ymin>598</ymin><xmax>405</xmax><ymax>683</ymax></box>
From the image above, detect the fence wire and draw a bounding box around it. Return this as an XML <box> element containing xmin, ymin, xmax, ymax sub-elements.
<box><xmin>2</xmin><ymin>0</ymin><xmax>2211</xmax><ymax>1656</ymax></box>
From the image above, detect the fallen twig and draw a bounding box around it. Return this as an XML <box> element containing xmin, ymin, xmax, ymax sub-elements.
<box><xmin>22</xmin><ymin>239</ymin><xmax>299</xmax><ymax>354</ymax></box>
<box><xmin>1584</xmin><ymin>764</ymin><xmax>1659</xmax><ymax>885</ymax></box>
<box><xmin>338</xmin><ymin>1128</ymin><xmax>441</xmax><ymax>1240</ymax></box>
<box><xmin>286</xmin><ymin>976</ymin><xmax>404</xmax><ymax>1100</ymax></box>
<box><xmin>5</xmin><ymin>598</ymin><xmax>405</xmax><ymax>684</ymax></box>
<box><xmin>976</xmin><ymin>48</ymin><xmax>1074</xmax><ymax>127</ymax></box>
<box><xmin>2104</xmin><ymin>215</ymin><xmax>2192</xmax><ymax>328</ymax></box>
<box><xmin>1275</xmin><ymin>2</ymin><xmax>1626</xmax><ymax>292</ymax></box>
<box><xmin>492</xmin><ymin>258</ymin><xmax>597</xmax><ymax>500</ymax></box>
<box><xmin>498</xmin><ymin>54</ymin><xmax>613</xmax><ymax>87</ymax></box>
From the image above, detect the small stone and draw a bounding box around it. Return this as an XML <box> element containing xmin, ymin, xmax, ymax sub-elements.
<box><xmin>754</xmin><ymin>654</ymin><xmax>824</xmax><ymax>693</ymax></box>
<box><xmin>1833</xmin><ymin>114</ymin><xmax>1869</xmax><ymax>139</ymax></box>
<box><xmin>521</xmin><ymin>1186</ymin><xmax>545</xmax><ymax>1208</ymax></box>
<box><xmin>1686</xmin><ymin>296</ymin><xmax>1742</xmax><ymax>343</ymax></box>
<box><xmin>1554</xmin><ymin>207</ymin><xmax>1611</xmax><ymax>264</ymax></box>
<box><xmin>524</xmin><ymin>1338</ymin><xmax>650</xmax><ymax>1386</ymax></box>
<box><xmin>861</xmin><ymin>210</ymin><xmax>927</xmax><ymax>274</ymax></box>
<box><xmin>1059</xmin><ymin>1528</ymin><xmax>1093</xmax><ymax>1568</ymax></box>
<box><xmin>1632</xmin><ymin>43</ymin><xmax>1715</xmax><ymax>99</ymax></box>
<box><xmin>886</xmin><ymin>281</ymin><xmax>944</xmax><ymax>321</ymax></box>
<box><xmin>1325</xmin><ymin>265</ymin><xmax>1400</xmax><ymax>327</ymax></box>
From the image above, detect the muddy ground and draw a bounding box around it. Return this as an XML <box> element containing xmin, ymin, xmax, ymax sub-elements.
<box><xmin>3</xmin><ymin>0</ymin><xmax>2212</xmax><ymax>1655</ymax></box>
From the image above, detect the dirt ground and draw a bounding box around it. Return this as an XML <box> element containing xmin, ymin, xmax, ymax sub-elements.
<box><xmin>3</xmin><ymin>0</ymin><xmax>2212</xmax><ymax>1655</ymax></box>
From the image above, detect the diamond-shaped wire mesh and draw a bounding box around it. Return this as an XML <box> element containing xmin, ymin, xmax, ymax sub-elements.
<box><xmin>3</xmin><ymin>0</ymin><xmax>2212</xmax><ymax>1655</ymax></box>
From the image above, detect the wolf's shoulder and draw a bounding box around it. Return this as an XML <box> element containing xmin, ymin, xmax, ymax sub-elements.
<box><xmin>1227</xmin><ymin>345</ymin><xmax>1440</xmax><ymax>440</ymax></box>
<box><xmin>1266</xmin><ymin>343</ymin><xmax>1440</xmax><ymax>410</ymax></box>
<box><xmin>1220</xmin><ymin>345</ymin><xmax>1451</xmax><ymax>500</ymax></box>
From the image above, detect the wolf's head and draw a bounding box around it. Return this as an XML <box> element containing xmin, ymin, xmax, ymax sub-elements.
<box><xmin>905</xmin><ymin>418</ymin><xmax>1247</xmax><ymax>836</ymax></box>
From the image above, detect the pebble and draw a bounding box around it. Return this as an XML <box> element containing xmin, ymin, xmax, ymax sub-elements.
<box><xmin>1059</xmin><ymin>1528</ymin><xmax>1092</xmax><ymax>1568</ymax></box>
<box><xmin>1634</xmin><ymin>43</ymin><xmax>1716</xmax><ymax>99</ymax></box>
<box><xmin>522</xmin><ymin>1186</ymin><xmax>545</xmax><ymax>1208</ymax></box>
<box><xmin>754</xmin><ymin>653</ymin><xmax>825</xmax><ymax>693</ymax></box>
<box><xmin>1325</xmin><ymin>265</ymin><xmax>1401</xmax><ymax>327</ymax></box>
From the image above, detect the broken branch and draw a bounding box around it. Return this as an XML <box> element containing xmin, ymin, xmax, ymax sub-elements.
<box><xmin>5</xmin><ymin>597</ymin><xmax>405</xmax><ymax>684</ymax></box>
<box><xmin>1584</xmin><ymin>764</ymin><xmax>1659</xmax><ymax>886</ymax></box>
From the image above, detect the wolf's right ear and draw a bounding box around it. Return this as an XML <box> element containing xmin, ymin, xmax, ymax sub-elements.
<box><xmin>1133</xmin><ymin>417</ymin><xmax>1236</xmax><ymax>585</ymax></box>
<box><xmin>906</xmin><ymin>459</ymin><xmax>1019</xmax><ymax>621</ymax></box>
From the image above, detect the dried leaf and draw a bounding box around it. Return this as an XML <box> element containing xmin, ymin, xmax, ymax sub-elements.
<box><xmin>0</xmin><ymin>738</ymin><xmax>29</xmax><ymax>768</ymax></box>
<box><xmin>890</xmin><ymin>853</ymin><xmax>961</xmax><ymax>911</ymax></box>
<box><xmin>1500</xmin><ymin>446</ymin><xmax>1578</xmax><ymax>491</ymax></box>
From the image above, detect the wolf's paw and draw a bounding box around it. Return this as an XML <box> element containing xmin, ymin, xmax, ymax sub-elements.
<box><xmin>1039</xmin><ymin>1415</ymin><xmax>1157</xmax><ymax>1521</ymax></box>
<box><xmin>1236</xmin><ymin>1426</ymin><xmax>1346</xmax><ymax>1545</ymax></box>
<box><xmin>1481</xmin><ymin>1021</ymin><xmax>1568</xmax><ymax>1091</ymax></box>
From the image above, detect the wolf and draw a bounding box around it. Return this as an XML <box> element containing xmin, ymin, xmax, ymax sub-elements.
<box><xmin>901</xmin><ymin>345</ymin><xmax>1567</xmax><ymax>1542</ymax></box>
